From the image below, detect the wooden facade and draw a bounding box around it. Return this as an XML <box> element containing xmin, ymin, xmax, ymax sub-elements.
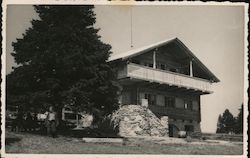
<box><xmin>109</xmin><ymin>38</ymin><xmax>219</xmax><ymax>137</ymax></box>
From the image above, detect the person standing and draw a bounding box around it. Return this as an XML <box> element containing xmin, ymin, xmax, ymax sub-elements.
<box><xmin>45</xmin><ymin>106</ymin><xmax>59</xmax><ymax>138</ymax></box>
<box><xmin>31</xmin><ymin>111</ymin><xmax>38</xmax><ymax>131</ymax></box>
<box><xmin>15</xmin><ymin>107</ymin><xmax>24</xmax><ymax>132</ymax></box>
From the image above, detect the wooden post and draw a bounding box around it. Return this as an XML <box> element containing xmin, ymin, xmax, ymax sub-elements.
<box><xmin>136</xmin><ymin>87</ymin><xmax>139</xmax><ymax>105</ymax></box>
<box><xmin>153</xmin><ymin>48</ymin><xmax>157</xmax><ymax>69</ymax></box>
<box><xmin>190</xmin><ymin>60</ymin><xmax>193</xmax><ymax>77</ymax></box>
<box><xmin>62</xmin><ymin>108</ymin><xmax>65</xmax><ymax>120</ymax></box>
<box><xmin>76</xmin><ymin>113</ymin><xmax>79</xmax><ymax>126</ymax></box>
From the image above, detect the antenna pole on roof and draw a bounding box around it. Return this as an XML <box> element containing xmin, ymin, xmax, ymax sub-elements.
<box><xmin>130</xmin><ymin>7</ymin><xmax>133</xmax><ymax>48</ymax></box>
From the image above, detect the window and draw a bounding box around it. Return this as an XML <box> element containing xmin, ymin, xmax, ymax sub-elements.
<box><xmin>184</xmin><ymin>100</ymin><xmax>193</xmax><ymax>110</ymax></box>
<box><xmin>150</xmin><ymin>94</ymin><xmax>156</xmax><ymax>105</ymax></box>
<box><xmin>122</xmin><ymin>92</ymin><xmax>131</xmax><ymax>105</ymax></box>
<box><xmin>64</xmin><ymin>113</ymin><xmax>77</xmax><ymax>120</ymax></box>
<box><xmin>165</xmin><ymin>96</ymin><xmax>175</xmax><ymax>108</ymax></box>
<box><xmin>156</xmin><ymin>95</ymin><xmax>165</xmax><ymax>106</ymax></box>
<box><xmin>188</xmin><ymin>100</ymin><xmax>193</xmax><ymax>110</ymax></box>
<box><xmin>145</xmin><ymin>93</ymin><xmax>156</xmax><ymax>105</ymax></box>
<box><xmin>192</xmin><ymin>101</ymin><xmax>199</xmax><ymax>111</ymax></box>
<box><xmin>184</xmin><ymin>102</ymin><xmax>188</xmax><ymax>109</ymax></box>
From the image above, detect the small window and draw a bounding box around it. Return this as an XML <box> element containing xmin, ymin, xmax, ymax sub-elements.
<box><xmin>64</xmin><ymin>113</ymin><xmax>77</xmax><ymax>120</ymax></box>
<box><xmin>156</xmin><ymin>95</ymin><xmax>165</xmax><ymax>106</ymax></box>
<box><xmin>145</xmin><ymin>93</ymin><xmax>156</xmax><ymax>106</ymax></box>
<box><xmin>192</xmin><ymin>101</ymin><xmax>199</xmax><ymax>111</ymax></box>
<box><xmin>189</xmin><ymin>120</ymin><xmax>193</xmax><ymax>123</ymax></box>
<box><xmin>165</xmin><ymin>96</ymin><xmax>175</xmax><ymax>108</ymax></box>
<box><xmin>184</xmin><ymin>102</ymin><xmax>188</xmax><ymax>109</ymax></box>
<box><xmin>149</xmin><ymin>94</ymin><xmax>156</xmax><ymax>105</ymax></box>
<box><xmin>184</xmin><ymin>100</ymin><xmax>193</xmax><ymax>110</ymax></box>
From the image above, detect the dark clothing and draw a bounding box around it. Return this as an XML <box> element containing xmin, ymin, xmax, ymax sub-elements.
<box><xmin>46</xmin><ymin>120</ymin><xmax>57</xmax><ymax>137</ymax></box>
<box><xmin>23</xmin><ymin>112</ymin><xmax>33</xmax><ymax>131</ymax></box>
<box><xmin>31</xmin><ymin>113</ymin><xmax>38</xmax><ymax>130</ymax></box>
<box><xmin>45</xmin><ymin>111</ymin><xmax>59</xmax><ymax>137</ymax></box>
<box><xmin>15</xmin><ymin>111</ymin><xmax>24</xmax><ymax>132</ymax></box>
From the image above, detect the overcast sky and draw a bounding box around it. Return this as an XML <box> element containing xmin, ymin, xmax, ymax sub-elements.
<box><xmin>6</xmin><ymin>5</ymin><xmax>245</xmax><ymax>133</ymax></box>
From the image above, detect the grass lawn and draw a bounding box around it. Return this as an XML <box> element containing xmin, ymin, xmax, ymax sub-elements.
<box><xmin>4</xmin><ymin>130</ymin><xmax>243</xmax><ymax>155</ymax></box>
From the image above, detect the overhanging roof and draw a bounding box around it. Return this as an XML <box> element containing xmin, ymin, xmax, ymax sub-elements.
<box><xmin>108</xmin><ymin>37</ymin><xmax>220</xmax><ymax>83</ymax></box>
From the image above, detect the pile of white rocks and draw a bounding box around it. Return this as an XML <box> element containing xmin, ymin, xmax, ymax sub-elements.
<box><xmin>111</xmin><ymin>105</ymin><xmax>168</xmax><ymax>137</ymax></box>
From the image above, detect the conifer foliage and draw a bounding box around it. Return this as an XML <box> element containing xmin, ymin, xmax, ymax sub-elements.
<box><xmin>7</xmin><ymin>5</ymin><xmax>119</xmax><ymax>123</ymax></box>
<box><xmin>216</xmin><ymin>105</ymin><xmax>243</xmax><ymax>134</ymax></box>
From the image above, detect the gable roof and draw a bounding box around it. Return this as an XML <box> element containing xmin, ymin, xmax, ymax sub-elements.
<box><xmin>108</xmin><ymin>37</ymin><xmax>220</xmax><ymax>83</ymax></box>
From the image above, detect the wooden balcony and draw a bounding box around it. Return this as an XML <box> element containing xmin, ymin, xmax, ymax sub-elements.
<box><xmin>117</xmin><ymin>63</ymin><xmax>212</xmax><ymax>93</ymax></box>
<box><xmin>149</xmin><ymin>105</ymin><xmax>200</xmax><ymax>121</ymax></box>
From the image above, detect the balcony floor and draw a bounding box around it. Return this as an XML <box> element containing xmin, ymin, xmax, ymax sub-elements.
<box><xmin>118</xmin><ymin>77</ymin><xmax>211</xmax><ymax>95</ymax></box>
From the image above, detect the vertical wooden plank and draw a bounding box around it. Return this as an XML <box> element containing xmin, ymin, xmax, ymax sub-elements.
<box><xmin>153</xmin><ymin>49</ymin><xmax>157</xmax><ymax>69</ymax></box>
<box><xmin>190</xmin><ymin>60</ymin><xmax>193</xmax><ymax>77</ymax></box>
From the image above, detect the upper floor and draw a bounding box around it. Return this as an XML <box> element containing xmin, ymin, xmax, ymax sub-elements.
<box><xmin>109</xmin><ymin>38</ymin><xmax>219</xmax><ymax>94</ymax></box>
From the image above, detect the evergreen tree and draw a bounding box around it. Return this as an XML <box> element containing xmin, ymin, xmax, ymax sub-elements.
<box><xmin>216</xmin><ymin>109</ymin><xmax>235</xmax><ymax>134</ymax></box>
<box><xmin>7</xmin><ymin>5</ymin><xmax>119</xmax><ymax>124</ymax></box>
<box><xmin>216</xmin><ymin>114</ymin><xmax>224</xmax><ymax>133</ymax></box>
<box><xmin>234</xmin><ymin>104</ymin><xmax>243</xmax><ymax>134</ymax></box>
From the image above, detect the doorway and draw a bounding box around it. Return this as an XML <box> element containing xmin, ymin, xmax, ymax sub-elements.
<box><xmin>184</xmin><ymin>125</ymin><xmax>194</xmax><ymax>135</ymax></box>
<box><xmin>168</xmin><ymin>124</ymin><xmax>179</xmax><ymax>137</ymax></box>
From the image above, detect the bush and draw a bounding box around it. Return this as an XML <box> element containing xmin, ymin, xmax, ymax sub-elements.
<box><xmin>95</xmin><ymin>116</ymin><xmax>120</xmax><ymax>138</ymax></box>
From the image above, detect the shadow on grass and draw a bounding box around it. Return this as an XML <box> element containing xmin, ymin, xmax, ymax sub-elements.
<box><xmin>5</xmin><ymin>137</ymin><xmax>21</xmax><ymax>145</ymax></box>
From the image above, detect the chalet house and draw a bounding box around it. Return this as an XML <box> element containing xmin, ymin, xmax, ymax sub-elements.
<box><xmin>109</xmin><ymin>38</ymin><xmax>219</xmax><ymax>137</ymax></box>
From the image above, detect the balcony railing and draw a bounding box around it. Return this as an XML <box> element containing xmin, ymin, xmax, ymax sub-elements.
<box><xmin>118</xmin><ymin>63</ymin><xmax>212</xmax><ymax>93</ymax></box>
<box><xmin>149</xmin><ymin>105</ymin><xmax>200</xmax><ymax>121</ymax></box>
